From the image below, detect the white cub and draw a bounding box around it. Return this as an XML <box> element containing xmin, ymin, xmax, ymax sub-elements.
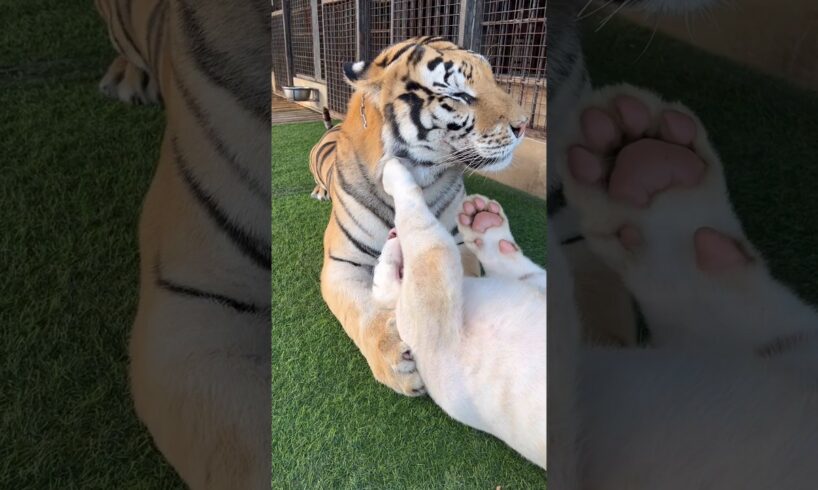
<box><xmin>373</xmin><ymin>157</ymin><xmax>546</xmax><ymax>469</ymax></box>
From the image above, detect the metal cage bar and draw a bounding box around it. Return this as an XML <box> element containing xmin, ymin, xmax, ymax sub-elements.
<box><xmin>278</xmin><ymin>0</ymin><xmax>546</xmax><ymax>135</ymax></box>
<box><xmin>290</xmin><ymin>0</ymin><xmax>316</xmax><ymax>78</ymax></box>
<box><xmin>311</xmin><ymin>0</ymin><xmax>322</xmax><ymax>79</ymax></box>
<box><xmin>272</xmin><ymin>8</ymin><xmax>292</xmax><ymax>94</ymax></box>
<box><xmin>478</xmin><ymin>0</ymin><xmax>546</xmax><ymax>131</ymax></box>
<box><xmin>317</xmin><ymin>1</ymin><xmax>326</xmax><ymax>79</ymax></box>
<box><xmin>322</xmin><ymin>0</ymin><xmax>357</xmax><ymax>114</ymax></box>
<box><xmin>391</xmin><ymin>0</ymin><xmax>461</xmax><ymax>43</ymax></box>
<box><xmin>370</xmin><ymin>0</ymin><xmax>392</xmax><ymax>55</ymax></box>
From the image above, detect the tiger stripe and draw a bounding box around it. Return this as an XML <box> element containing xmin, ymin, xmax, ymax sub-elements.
<box><xmin>171</xmin><ymin>137</ymin><xmax>270</xmax><ymax>269</ymax></box>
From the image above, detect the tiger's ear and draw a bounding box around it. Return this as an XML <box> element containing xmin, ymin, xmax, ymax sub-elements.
<box><xmin>342</xmin><ymin>60</ymin><xmax>382</xmax><ymax>95</ymax></box>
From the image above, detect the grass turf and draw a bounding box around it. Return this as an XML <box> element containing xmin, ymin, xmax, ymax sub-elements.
<box><xmin>271</xmin><ymin>122</ymin><xmax>547</xmax><ymax>487</ymax></box>
<box><xmin>1</xmin><ymin>1</ymin><xmax>182</xmax><ymax>488</ymax></box>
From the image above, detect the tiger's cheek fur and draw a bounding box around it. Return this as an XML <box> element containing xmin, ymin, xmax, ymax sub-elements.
<box><xmin>345</xmin><ymin>38</ymin><xmax>527</xmax><ymax>170</ymax></box>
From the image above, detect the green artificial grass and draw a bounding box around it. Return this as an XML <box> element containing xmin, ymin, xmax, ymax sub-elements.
<box><xmin>271</xmin><ymin>121</ymin><xmax>547</xmax><ymax>488</ymax></box>
<box><xmin>1</xmin><ymin>1</ymin><xmax>181</xmax><ymax>488</ymax></box>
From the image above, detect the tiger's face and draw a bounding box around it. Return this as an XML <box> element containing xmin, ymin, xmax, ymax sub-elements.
<box><xmin>344</xmin><ymin>37</ymin><xmax>530</xmax><ymax>172</ymax></box>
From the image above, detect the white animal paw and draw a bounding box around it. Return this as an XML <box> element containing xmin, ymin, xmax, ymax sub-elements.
<box><xmin>457</xmin><ymin>194</ymin><xmax>520</xmax><ymax>265</ymax></box>
<box><xmin>381</xmin><ymin>157</ymin><xmax>417</xmax><ymax>197</ymax></box>
<box><xmin>559</xmin><ymin>84</ymin><xmax>756</xmax><ymax>278</ymax></box>
<box><xmin>372</xmin><ymin>230</ymin><xmax>403</xmax><ymax>307</ymax></box>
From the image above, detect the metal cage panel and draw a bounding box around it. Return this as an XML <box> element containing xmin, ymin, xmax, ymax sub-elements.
<box><xmin>278</xmin><ymin>0</ymin><xmax>546</xmax><ymax>135</ymax></box>
<box><xmin>370</xmin><ymin>0</ymin><xmax>392</xmax><ymax>55</ymax></box>
<box><xmin>271</xmin><ymin>10</ymin><xmax>290</xmax><ymax>94</ymax></box>
<box><xmin>392</xmin><ymin>0</ymin><xmax>461</xmax><ymax>43</ymax></box>
<box><xmin>479</xmin><ymin>0</ymin><xmax>546</xmax><ymax>131</ymax></box>
<box><xmin>290</xmin><ymin>0</ymin><xmax>316</xmax><ymax>78</ymax></box>
<box><xmin>322</xmin><ymin>0</ymin><xmax>357</xmax><ymax>114</ymax></box>
<box><xmin>318</xmin><ymin>2</ymin><xmax>326</xmax><ymax>79</ymax></box>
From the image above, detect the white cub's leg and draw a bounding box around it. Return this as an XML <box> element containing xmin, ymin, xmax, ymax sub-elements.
<box><xmin>372</xmin><ymin>229</ymin><xmax>402</xmax><ymax>308</ymax></box>
<box><xmin>559</xmin><ymin>84</ymin><xmax>818</xmax><ymax>352</ymax></box>
<box><xmin>381</xmin><ymin>157</ymin><xmax>463</xmax><ymax>353</ymax></box>
<box><xmin>457</xmin><ymin>194</ymin><xmax>546</xmax><ymax>293</ymax></box>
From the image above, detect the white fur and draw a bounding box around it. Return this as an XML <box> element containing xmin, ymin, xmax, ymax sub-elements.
<box><xmin>376</xmin><ymin>158</ymin><xmax>547</xmax><ymax>469</ymax></box>
<box><xmin>550</xmin><ymin>85</ymin><xmax>818</xmax><ymax>488</ymax></box>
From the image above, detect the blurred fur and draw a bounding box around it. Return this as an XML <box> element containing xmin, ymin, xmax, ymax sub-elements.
<box><xmin>551</xmin><ymin>83</ymin><xmax>818</xmax><ymax>489</ymax></box>
<box><xmin>96</xmin><ymin>0</ymin><xmax>270</xmax><ymax>487</ymax></box>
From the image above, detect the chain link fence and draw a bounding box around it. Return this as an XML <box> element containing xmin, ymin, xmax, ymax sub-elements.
<box><xmin>272</xmin><ymin>0</ymin><xmax>546</xmax><ymax>135</ymax></box>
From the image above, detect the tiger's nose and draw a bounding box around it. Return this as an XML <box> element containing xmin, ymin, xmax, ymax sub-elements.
<box><xmin>510</xmin><ymin>119</ymin><xmax>527</xmax><ymax>138</ymax></box>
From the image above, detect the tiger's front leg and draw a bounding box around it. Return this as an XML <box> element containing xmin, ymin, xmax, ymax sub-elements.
<box><xmin>320</xmin><ymin>253</ymin><xmax>426</xmax><ymax>396</ymax></box>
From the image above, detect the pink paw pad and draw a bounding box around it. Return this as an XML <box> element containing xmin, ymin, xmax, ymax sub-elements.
<box><xmin>471</xmin><ymin>211</ymin><xmax>503</xmax><ymax>233</ymax></box>
<box><xmin>609</xmin><ymin>139</ymin><xmax>705</xmax><ymax>207</ymax></box>
<box><xmin>694</xmin><ymin>227</ymin><xmax>752</xmax><ymax>272</ymax></box>
<box><xmin>567</xmin><ymin>146</ymin><xmax>605</xmax><ymax>185</ymax></box>
<box><xmin>568</xmin><ymin>97</ymin><xmax>706</xmax><ymax>209</ymax></box>
<box><xmin>581</xmin><ymin>108</ymin><xmax>621</xmax><ymax>152</ymax></box>
<box><xmin>498</xmin><ymin>239</ymin><xmax>519</xmax><ymax>254</ymax></box>
<box><xmin>460</xmin><ymin>198</ymin><xmax>503</xmax><ymax>232</ymax></box>
<box><xmin>660</xmin><ymin>110</ymin><xmax>697</xmax><ymax>145</ymax></box>
<box><xmin>614</xmin><ymin>95</ymin><xmax>651</xmax><ymax>138</ymax></box>
<box><xmin>460</xmin><ymin>196</ymin><xmax>515</xmax><ymax>254</ymax></box>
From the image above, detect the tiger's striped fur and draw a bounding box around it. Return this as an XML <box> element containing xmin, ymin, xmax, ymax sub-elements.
<box><xmin>309</xmin><ymin>124</ymin><xmax>339</xmax><ymax>201</ymax></box>
<box><xmin>95</xmin><ymin>1</ymin><xmax>270</xmax><ymax>488</ymax></box>
<box><xmin>310</xmin><ymin>37</ymin><xmax>529</xmax><ymax>396</ymax></box>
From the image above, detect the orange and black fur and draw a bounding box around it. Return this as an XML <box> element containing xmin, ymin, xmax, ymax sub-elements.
<box><xmin>95</xmin><ymin>0</ymin><xmax>270</xmax><ymax>488</ymax></box>
<box><xmin>308</xmin><ymin>37</ymin><xmax>529</xmax><ymax>395</ymax></box>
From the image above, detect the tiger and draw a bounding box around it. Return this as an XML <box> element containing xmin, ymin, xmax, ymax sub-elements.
<box><xmin>308</xmin><ymin>36</ymin><xmax>530</xmax><ymax>396</ymax></box>
<box><xmin>94</xmin><ymin>0</ymin><xmax>271</xmax><ymax>488</ymax></box>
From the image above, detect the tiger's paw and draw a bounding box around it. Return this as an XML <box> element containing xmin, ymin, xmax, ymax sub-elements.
<box><xmin>367</xmin><ymin>320</ymin><xmax>426</xmax><ymax>397</ymax></box>
<box><xmin>457</xmin><ymin>195</ymin><xmax>519</xmax><ymax>264</ymax></box>
<box><xmin>310</xmin><ymin>184</ymin><xmax>330</xmax><ymax>201</ymax></box>
<box><xmin>99</xmin><ymin>55</ymin><xmax>161</xmax><ymax>106</ymax></box>
<box><xmin>562</xmin><ymin>85</ymin><xmax>756</xmax><ymax>281</ymax></box>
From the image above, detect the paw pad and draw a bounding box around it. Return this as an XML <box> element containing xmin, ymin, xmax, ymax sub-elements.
<box><xmin>567</xmin><ymin>94</ymin><xmax>706</xmax><ymax>209</ymax></box>
<box><xmin>694</xmin><ymin>227</ymin><xmax>752</xmax><ymax>272</ymax></box>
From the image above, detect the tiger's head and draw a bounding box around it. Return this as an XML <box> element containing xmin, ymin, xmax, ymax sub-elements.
<box><xmin>343</xmin><ymin>36</ymin><xmax>529</xmax><ymax>173</ymax></box>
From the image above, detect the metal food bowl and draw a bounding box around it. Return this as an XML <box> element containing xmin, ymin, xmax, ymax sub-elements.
<box><xmin>282</xmin><ymin>86</ymin><xmax>315</xmax><ymax>102</ymax></box>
